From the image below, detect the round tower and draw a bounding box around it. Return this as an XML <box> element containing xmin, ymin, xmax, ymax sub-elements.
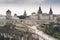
<box><xmin>6</xmin><ymin>9</ymin><xmax>12</xmax><ymax>20</ymax></box>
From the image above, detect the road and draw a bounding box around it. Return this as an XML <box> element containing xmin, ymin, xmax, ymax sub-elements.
<box><xmin>27</xmin><ymin>25</ymin><xmax>58</xmax><ymax>40</ymax></box>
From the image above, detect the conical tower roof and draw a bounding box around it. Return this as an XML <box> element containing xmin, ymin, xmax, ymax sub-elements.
<box><xmin>6</xmin><ymin>9</ymin><xmax>11</xmax><ymax>13</ymax></box>
<box><xmin>49</xmin><ymin>8</ymin><xmax>53</xmax><ymax>14</ymax></box>
<box><xmin>38</xmin><ymin>6</ymin><xmax>42</xmax><ymax>14</ymax></box>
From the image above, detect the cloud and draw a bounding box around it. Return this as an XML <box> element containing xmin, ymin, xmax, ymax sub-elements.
<box><xmin>0</xmin><ymin>0</ymin><xmax>45</xmax><ymax>5</ymax></box>
<box><xmin>0</xmin><ymin>0</ymin><xmax>24</xmax><ymax>4</ymax></box>
<box><xmin>0</xmin><ymin>0</ymin><xmax>60</xmax><ymax>6</ymax></box>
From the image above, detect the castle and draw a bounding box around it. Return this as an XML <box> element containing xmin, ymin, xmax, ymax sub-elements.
<box><xmin>20</xmin><ymin>6</ymin><xmax>60</xmax><ymax>25</ymax></box>
<box><xmin>0</xmin><ymin>6</ymin><xmax>60</xmax><ymax>27</ymax></box>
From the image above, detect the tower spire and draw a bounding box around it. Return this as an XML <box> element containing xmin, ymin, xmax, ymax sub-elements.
<box><xmin>49</xmin><ymin>7</ymin><xmax>53</xmax><ymax>14</ymax></box>
<box><xmin>38</xmin><ymin>4</ymin><xmax>42</xmax><ymax>14</ymax></box>
<box><xmin>24</xmin><ymin>10</ymin><xmax>27</xmax><ymax>16</ymax></box>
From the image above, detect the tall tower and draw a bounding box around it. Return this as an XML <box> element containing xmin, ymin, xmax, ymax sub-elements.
<box><xmin>23</xmin><ymin>10</ymin><xmax>27</xmax><ymax>17</ymax></box>
<box><xmin>6</xmin><ymin>9</ymin><xmax>12</xmax><ymax>20</ymax></box>
<box><xmin>37</xmin><ymin>6</ymin><xmax>42</xmax><ymax>20</ymax></box>
<box><xmin>49</xmin><ymin>8</ymin><xmax>54</xmax><ymax>20</ymax></box>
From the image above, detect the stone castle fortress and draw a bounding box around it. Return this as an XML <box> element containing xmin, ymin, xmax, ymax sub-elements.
<box><xmin>0</xmin><ymin>6</ymin><xmax>59</xmax><ymax>27</ymax></box>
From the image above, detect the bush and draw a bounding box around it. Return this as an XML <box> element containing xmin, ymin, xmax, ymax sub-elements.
<box><xmin>39</xmin><ymin>22</ymin><xmax>60</xmax><ymax>39</ymax></box>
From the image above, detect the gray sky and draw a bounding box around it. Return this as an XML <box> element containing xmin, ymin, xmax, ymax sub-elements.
<box><xmin>0</xmin><ymin>0</ymin><xmax>44</xmax><ymax>4</ymax></box>
<box><xmin>0</xmin><ymin>0</ymin><xmax>60</xmax><ymax>15</ymax></box>
<box><xmin>0</xmin><ymin>0</ymin><xmax>60</xmax><ymax>5</ymax></box>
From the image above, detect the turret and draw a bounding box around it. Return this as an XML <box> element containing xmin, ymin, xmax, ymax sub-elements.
<box><xmin>14</xmin><ymin>13</ymin><xmax>17</xmax><ymax>17</ymax></box>
<box><xmin>6</xmin><ymin>9</ymin><xmax>13</xmax><ymax>26</ymax></box>
<box><xmin>37</xmin><ymin>6</ymin><xmax>42</xmax><ymax>20</ymax></box>
<box><xmin>49</xmin><ymin>8</ymin><xmax>53</xmax><ymax>14</ymax></box>
<box><xmin>6</xmin><ymin>9</ymin><xmax>12</xmax><ymax>20</ymax></box>
<box><xmin>49</xmin><ymin>8</ymin><xmax>54</xmax><ymax>20</ymax></box>
<box><xmin>38</xmin><ymin>6</ymin><xmax>42</xmax><ymax>14</ymax></box>
<box><xmin>23</xmin><ymin>10</ymin><xmax>27</xmax><ymax>17</ymax></box>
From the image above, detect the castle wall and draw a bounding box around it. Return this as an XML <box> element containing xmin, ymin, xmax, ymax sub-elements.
<box><xmin>41</xmin><ymin>14</ymin><xmax>49</xmax><ymax>20</ymax></box>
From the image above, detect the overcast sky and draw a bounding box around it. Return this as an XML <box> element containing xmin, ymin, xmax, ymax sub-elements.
<box><xmin>0</xmin><ymin>0</ymin><xmax>60</xmax><ymax>16</ymax></box>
